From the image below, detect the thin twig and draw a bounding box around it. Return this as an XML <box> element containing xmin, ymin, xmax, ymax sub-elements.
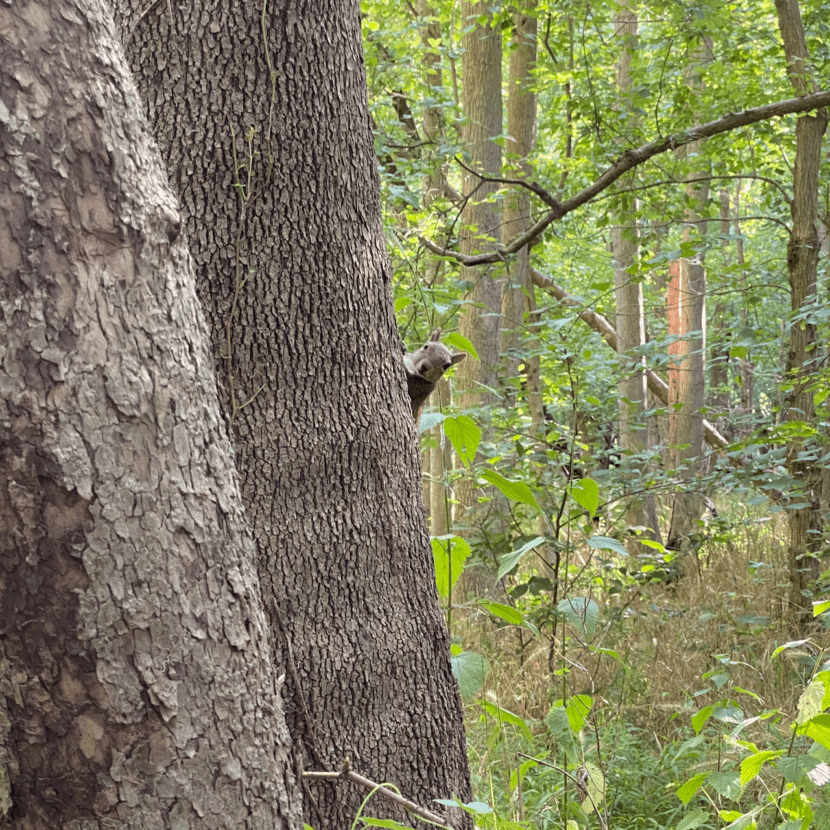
<box><xmin>304</xmin><ymin>761</ymin><xmax>456</xmax><ymax>829</ymax></box>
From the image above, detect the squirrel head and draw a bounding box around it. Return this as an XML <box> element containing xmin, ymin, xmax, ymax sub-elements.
<box><xmin>404</xmin><ymin>330</ymin><xmax>466</xmax><ymax>383</ymax></box>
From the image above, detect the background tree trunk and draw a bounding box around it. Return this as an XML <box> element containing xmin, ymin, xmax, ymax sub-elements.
<box><xmin>501</xmin><ymin>2</ymin><xmax>543</xmax><ymax>431</ymax></box>
<box><xmin>666</xmin><ymin>39</ymin><xmax>713</xmax><ymax>554</ymax></box>
<box><xmin>774</xmin><ymin>0</ymin><xmax>830</xmax><ymax>626</ymax></box>
<box><xmin>117</xmin><ymin>0</ymin><xmax>472</xmax><ymax>825</ymax></box>
<box><xmin>454</xmin><ymin>1</ymin><xmax>504</xmax><ymax>598</ymax></box>
<box><xmin>612</xmin><ymin>0</ymin><xmax>661</xmax><ymax>548</ymax></box>
<box><xmin>0</xmin><ymin>2</ymin><xmax>299</xmax><ymax>827</ymax></box>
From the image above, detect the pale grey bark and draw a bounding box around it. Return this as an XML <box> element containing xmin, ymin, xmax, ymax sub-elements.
<box><xmin>0</xmin><ymin>1</ymin><xmax>300</xmax><ymax>827</ymax></box>
<box><xmin>116</xmin><ymin>0</ymin><xmax>472</xmax><ymax>826</ymax></box>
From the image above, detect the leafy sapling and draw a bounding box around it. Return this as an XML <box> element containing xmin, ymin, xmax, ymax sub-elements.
<box><xmin>404</xmin><ymin>329</ymin><xmax>466</xmax><ymax>419</ymax></box>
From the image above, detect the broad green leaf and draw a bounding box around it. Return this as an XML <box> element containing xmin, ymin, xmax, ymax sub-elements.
<box><xmin>443</xmin><ymin>415</ymin><xmax>480</xmax><ymax>466</ymax></box>
<box><xmin>707</xmin><ymin>770</ymin><xmax>742</xmax><ymax>799</ymax></box>
<box><xmin>431</xmin><ymin>535</ymin><xmax>471</xmax><ymax>599</ymax></box>
<box><xmin>771</xmin><ymin>639</ymin><xmax>810</xmax><ymax>660</ymax></box>
<box><xmin>814</xmin><ymin>600</ymin><xmax>830</xmax><ymax>616</ymax></box>
<box><xmin>677</xmin><ymin>773</ymin><xmax>707</xmax><ymax>804</ymax></box>
<box><xmin>481</xmin><ymin>469</ymin><xmax>541</xmax><ymax>511</ymax></box>
<box><xmin>587</xmin><ymin>535</ymin><xmax>629</xmax><ymax>556</ymax></box>
<box><xmin>509</xmin><ymin>759</ymin><xmax>538</xmax><ymax>792</ymax></box>
<box><xmin>740</xmin><ymin>749</ymin><xmax>784</xmax><ymax>786</ymax></box>
<box><xmin>478</xmin><ymin>699</ymin><xmax>533</xmax><ymax>742</ymax></box>
<box><xmin>496</xmin><ymin>536</ymin><xmax>546</xmax><ymax>580</ymax></box>
<box><xmin>480</xmin><ymin>600</ymin><xmax>524</xmax><ymax>626</ymax></box>
<box><xmin>417</xmin><ymin>411</ymin><xmax>445</xmax><ymax>434</ymax></box>
<box><xmin>564</xmin><ymin>694</ymin><xmax>592</xmax><ymax>733</ymax></box>
<box><xmin>570</xmin><ymin>477</ymin><xmax>599</xmax><ymax>516</ymax></box>
<box><xmin>545</xmin><ymin>704</ymin><xmax>577</xmax><ymax>755</ymax></box>
<box><xmin>676</xmin><ymin>808</ymin><xmax>710</xmax><ymax>830</ymax></box>
<box><xmin>442</xmin><ymin>331</ymin><xmax>479</xmax><ymax>361</ymax></box>
<box><xmin>450</xmin><ymin>650</ymin><xmax>489</xmax><ymax>700</ymax></box>
<box><xmin>692</xmin><ymin>705</ymin><xmax>713</xmax><ymax>734</ymax></box>
<box><xmin>797</xmin><ymin>713</ymin><xmax>830</xmax><ymax>749</ymax></box>
<box><xmin>579</xmin><ymin>761</ymin><xmax>605</xmax><ymax>814</ymax></box>
<box><xmin>557</xmin><ymin>597</ymin><xmax>599</xmax><ymax>638</ymax></box>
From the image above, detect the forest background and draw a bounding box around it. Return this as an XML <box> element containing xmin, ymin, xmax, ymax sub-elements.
<box><xmin>363</xmin><ymin>0</ymin><xmax>830</xmax><ymax>828</ymax></box>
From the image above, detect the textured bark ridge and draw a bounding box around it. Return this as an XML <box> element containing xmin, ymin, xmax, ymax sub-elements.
<box><xmin>118</xmin><ymin>0</ymin><xmax>473</xmax><ymax>826</ymax></box>
<box><xmin>0</xmin><ymin>2</ymin><xmax>300</xmax><ymax>827</ymax></box>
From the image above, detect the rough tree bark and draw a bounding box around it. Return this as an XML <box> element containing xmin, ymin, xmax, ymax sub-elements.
<box><xmin>0</xmin><ymin>1</ymin><xmax>299</xmax><ymax>827</ymax></box>
<box><xmin>774</xmin><ymin>0</ymin><xmax>829</xmax><ymax>626</ymax></box>
<box><xmin>115</xmin><ymin>0</ymin><xmax>472</xmax><ymax>826</ymax></box>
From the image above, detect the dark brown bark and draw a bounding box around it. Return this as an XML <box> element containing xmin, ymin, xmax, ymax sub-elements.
<box><xmin>116</xmin><ymin>0</ymin><xmax>472</xmax><ymax>826</ymax></box>
<box><xmin>775</xmin><ymin>0</ymin><xmax>829</xmax><ymax>625</ymax></box>
<box><xmin>0</xmin><ymin>1</ymin><xmax>299</xmax><ymax>827</ymax></box>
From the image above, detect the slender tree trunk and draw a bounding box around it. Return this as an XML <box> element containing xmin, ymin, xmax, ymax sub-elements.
<box><xmin>0</xmin><ymin>2</ymin><xmax>300</xmax><ymax>826</ymax></box>
<box><xmin>774</xmin><ymin>0</ymin><xmax>830</xmax><ymax>627</ymax></box>
<box><xmin>666</xmin><ymin>39</ymin><xmax>712</xmax><ymax>553</ymax></box>
<box><xmin>417</xmin><ymin>0</ymin><xmax>457</xmax><ymax>535</ymax></box>
<box><xmin>457</xmin><ymin>1</ymin><xmax>503</xmax><ymax>410</ymax></box>
<box><xmin>612</xmin><ymin>1</ymin><xmax>660</xmax><ymax>547</ymax></box>
<box><xmin>454</xmin><ymin>1</ymin><xmax>503</xmax><ymax>596</ymax></box>
<box><xmin>117</xmin><ymin>0</ymin><xmax>472</xmax><ymax>825</ymax></box>
<box><xmin>502</xmin><ymin>2</ymin><xmax>543</xmax><ymax>431</ymax></box>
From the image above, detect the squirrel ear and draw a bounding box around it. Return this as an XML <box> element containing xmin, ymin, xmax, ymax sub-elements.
<box><xmin>450</xmin><ymin>352</ymin><xmax>467</xmax><ymax>366</ymax></box>
<box><xmin>429</xmin><ymin>328</ymin><xmax>442</xmax><ymax>342</ymax></box>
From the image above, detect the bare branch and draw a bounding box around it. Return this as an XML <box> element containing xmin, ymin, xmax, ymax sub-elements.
<box><xmin>528</xmin><ymin>266</ymin><xmax>730</xmax><ymax>450</ymax></box>
<box><xmin>423</xmin><ymin>90</ymin><xmax>830</xmax><ymax>263</ymax></box>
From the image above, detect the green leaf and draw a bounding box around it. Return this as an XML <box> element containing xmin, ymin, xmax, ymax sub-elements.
<box><xmin>496</xmin><ymin>536</ymin><xmax>546</xmax><ymax>580</ymax></box>
<box><xmin>358</xmin><ymin>820</ymin><xmax>417</xmax><ymax>830</ymax></box>
<box><xmin>676</xmin><ymin>773</ymin><xmax>707</xmax><ymax>804</ymax></box>
<box><xmin>570</xmin><ymin>477</ymin><xmax>599</xmax><ymax>515</ymax></box>
<box><xmin>557</xmin><ymin>597</ymin><xmax>599</xmax><ymax>638</ymax></box>
<box><xmin>442</xmin><ymin>331</ymin><xmax>479</xmax><ymax>361</ymax></box>
<box><xmin>740</xmin><ymin>749</ymin><xmax>784</xmax><ymax>786</ymax></box>
<box><xmin>418</xmin><ymin>411</ymin><xmax>445</xmax><ymax>434</ymax></box>
<box><xmin>587</xmin><ymin>535</ymin><xmax>629</xmax><ymax>556</ymax></box>
<box><xmin>478</xmin><ymin>699</ymin><xmax>533</xmax><ymax>741</ymax></box>
<box><xmin>431</xmin><ymin>535</ymin><xmax>471</xmax><ymax>599</ymax></box>
<box><xmin>579</xmin><ymin>761</ymin><xmax>606</xmax><ymax>814</ymax></box>
<box><xmin>691</xmin><ymin>705</ymin><xmax>713</xmax><ymax>734</ymax></box>
<box><xmin>676</xmin><ymin>808</ymin><xmax>710</xmax><ymax>830</ymax></box>
<box><xmin>450</xmin><ymin>650</ymin><xmax>489</xmax><ymax>700</ymax></box>
<box><xmin>443</xmin><ymin>415</ymin><xmax>480</xmax><ymax>466</ymax></box>
<box><xmin>797</xmin><ymin>713</ymin><xmax>830</xmax><ymax>749</ymax></box>
<box><xmin>480</xmin><ymin>600</ymin><xmax>524</xmax><ymax>626</ymax></box>
<box><xmin>565</xmin><ymin>694</ymin><xmax>592</xmax><ymax>733</ymax></box>
<box><xmin>815</xmin><ymin>600</ymin><xmax>830</xmax><ymax>616</ymax></box>
<box><xmin>707</xmin><ymin>770</ymin><xmax>742</xmax><ymax>799</ymax></box>
<box><xmin>481</xmin><ymin>469</ymin><xmax>541</xmax><ymax>511</ymax></box>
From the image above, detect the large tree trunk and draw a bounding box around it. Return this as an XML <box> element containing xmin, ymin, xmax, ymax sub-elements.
<box><xmin>116</xmin><ymin>0</ymin><xmax>472</xmax><ymax>825</ymax></box>
<box><xmin>0</xmin><ymin>2</ymin><xmax>300</xmax><ymax>827</ymax></box>
<box><xmin>774</xmin><ymin>0</ymin><xmax>830</xmax><ymax>627</ymax></box>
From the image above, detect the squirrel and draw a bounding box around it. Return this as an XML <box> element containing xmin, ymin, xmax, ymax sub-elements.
<box><xmin>404</xmin><ymin>329</ymin><xmax>466</xmax><ymax>419</ymax></box>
